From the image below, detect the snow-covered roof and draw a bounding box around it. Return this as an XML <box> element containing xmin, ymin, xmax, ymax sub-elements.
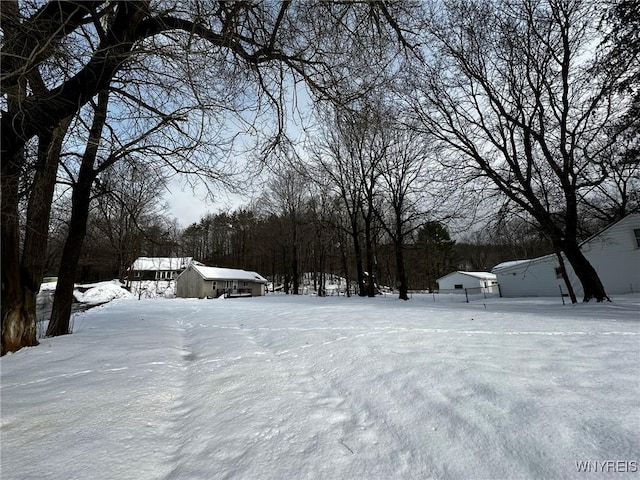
<box><xmin>437</xmin><ymin>271</ymin><xmax>496</xmax><ymax>282</ymax></box>
<box><xmin>491</xmin><ymin>260</ymin><xmax>532</xmax><ymax>272</ymax></box>
<box><xmin>190</xmin><ymin>264</ymin><xmax>268</xmax><ymax>283</ymax></box>
<box><xmin>130</xmin><ymin>257</ymin><xmax>193</xmax><ymax>271</ymax></box>
<box><xmin>463</xmin><ymin>271</ymin><xmax>497</xmax><ymax>280</ymax></box>
<box><xmin>491</xmin><ymin>253</ymin><xmax>559</xmax><ymax>273</ymax></box>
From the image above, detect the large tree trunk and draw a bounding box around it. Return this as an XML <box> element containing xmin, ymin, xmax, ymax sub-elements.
<box><xmin>46</xmin><ymin>174</ymin><xmax>94</xmax><ymax>336</ymax></box>
<box><xmin>1</xmin><ymin>117</ymin><xmax>71</xmax><ymax>354</ymax></box>
<box><xmin>1</xmin><ymin>148</ymin><xmax>37</xmax><ymax>355</ymax></box>
<box><xmin>364</xmin><ymin>211</ymin><xmax>376</xmax><ymax>298</ymax></box>
<box><xmin>395</xmin><ymin>245</ymin><xmax>409</xmax><ymax>300</ymax></box>
<box><xmin>339</xmin><ymin>237</ymin><xmax>352</xmax><ymax>297</ymax></box>
<box><xmin>291</xmin><ymin>217</ymin><xmax>299</xmax><ymax>295</ymax></box>
<box><xmin>561</xmin><ymin>240</ymin><xmax>610</xmax><ymax>302</ymax></box>
<box><xmin>47</xmin><ymin>91</ymin><xmax>108</xmax><ymax>337</ymax></box>
<box><xmin>292</xmin><ymin>242</ymin><xmax>299</xmax><ymax>295</ymax></box>
<box><xmin>395</xmin><ymin>219</ymin><xmax>409</xmax><ymax>301</ymax></box>
<box><xmin>349</xmin><ymin>219</ymin><xmax>366</xmax><ymax>296</ymax></box>
<box><xmin>0</xmin><ymin>2</ymin><xmax>35</xmax><ymax>354</ymax></box>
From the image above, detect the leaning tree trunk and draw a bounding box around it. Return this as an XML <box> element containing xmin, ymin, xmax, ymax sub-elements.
<box><xmin>46</xmin><ymin>173</ymin><xmax>95</xmax><ymax>336</ymax></box>
<box><xmin>47</xmin><ymin>91</ymin><xmax>108</xmax><ymax>337</ymax></box>
<box><xmin>561</xmin><ymin>239</ymin><xmax>610</xmax><ymax>302</ymax></box>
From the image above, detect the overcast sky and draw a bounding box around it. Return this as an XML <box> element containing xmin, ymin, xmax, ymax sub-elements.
<box><xmin>164</xmin><ymin>177</ymin><xmax>252</xmax><ymax>227</ymax></box>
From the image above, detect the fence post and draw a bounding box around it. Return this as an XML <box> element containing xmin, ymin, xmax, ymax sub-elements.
<box><xmin>465</xmin><ymin>288</ymin><xmax>469</xmax><ymax>303</ymax></box>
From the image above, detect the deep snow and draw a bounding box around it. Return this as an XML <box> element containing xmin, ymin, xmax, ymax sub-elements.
<box><xmin>1</xmin><ymin>293</ymin><xmax>639</xmax><ymax>479</ymax></box>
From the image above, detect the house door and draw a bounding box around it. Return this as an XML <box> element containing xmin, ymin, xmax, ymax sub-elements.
<box><xmin>233</xmin><ymin>280</ymin><xmax>238</xmax><ymax>294</ymax></box>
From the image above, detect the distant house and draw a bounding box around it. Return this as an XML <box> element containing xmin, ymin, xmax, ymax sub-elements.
<box><xmin>492</xmin><ymin>214</ymin><xmax>640</xmax><ymax>297</ymax></box>
<box><xmin>176</xmin><ymin>264</ymin><xmax>268</xmax><ymax>298</ymax></box>
<box><xmin>436</xmin><ymin>271</ymin><xmax>498</xmax><ymax>293</ymax></box>
<box><xmin>128</xmin><ymin>257</ymin><xmax>193</xmax><ymax>282</ymax></box>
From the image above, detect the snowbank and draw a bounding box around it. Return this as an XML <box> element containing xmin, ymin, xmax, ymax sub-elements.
<box><xmin>2</xmin><ymin>294</ymin><xmax>639</xmax><ymax>479</ymax></box>
<box><xmin>75</xmin><ymin>280</ymin><xmax>134</xmax><ymax>304</ymax></box>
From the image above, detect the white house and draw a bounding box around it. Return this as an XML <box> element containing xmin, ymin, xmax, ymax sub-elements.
<box><xmin>436</xmin><ymin>271</ymin><xmax>499</xmax><ymax>293</ymax></box>
<box><xmin>176</xmin><ymin>264</ymin><xmax>268</xmax><ymax>298</ymax></box>
<box><xmin>492</xmin><ymin>214</ymin><xmax>640</xmax><ymax>297</ymax></box>
<box><xmin>128</xmin><ymin>257</ymin><xmax>194</xmax><ymax>281</ymax></box>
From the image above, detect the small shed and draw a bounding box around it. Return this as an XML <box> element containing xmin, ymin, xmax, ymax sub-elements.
<box><xmin>436</xmin><ymin>271</ymin><xmax>498</xmax><ymax>293</ymax></box>
<box><xmin>128</xmin><ymin>257</ymin><xmax>193</xmax><ymax>281</ymax></box>
<box><xmin>176</xmin><ymin>264</ymin><xmax>268</xmax><ymax>298</ymax></box>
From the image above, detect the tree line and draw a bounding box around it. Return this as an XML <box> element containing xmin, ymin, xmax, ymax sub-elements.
<box><xmin>58</xmin><ymin>193</ymin><xmax>553</xmax><ymax>298</ymax></box>
<box><xmin>2</xmin><ymin>0</ymin><xmax>638</xmax><ymax>354</ymax></box>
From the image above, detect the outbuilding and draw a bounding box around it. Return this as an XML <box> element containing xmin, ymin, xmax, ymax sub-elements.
<box><xmin>492</xmin><ymin>214</ymin><xmax>640</xmax><ymax>297</ymax></box>
<box><xmin>436</xmin><ymin>271</ymin><xmax>498</xmax><ymax>294</ymax></box>
<box><xmin>176</xmin><ymin>264</ymin><xmax>268</xmax><ymax>298</ymax></box>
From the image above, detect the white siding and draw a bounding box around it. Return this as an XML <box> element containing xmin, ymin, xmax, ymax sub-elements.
<box><xmin>494</xmin><ymin>214</ymin><xmax>640</xmax><ymax>297</ymax></box>
<box><xmin>494</xmin><ymin>256</ymin><xmax>568</xmax><ymax>297</ymax></box>
<box><xmin>437</xmin><ymin>272</ymin><xmax>497</xmax><ymax>293</ymax></box>
<box><xmin>578</xmin><ymin>214</ymin><xmax>640</xmax><ymax>294</ymax></box>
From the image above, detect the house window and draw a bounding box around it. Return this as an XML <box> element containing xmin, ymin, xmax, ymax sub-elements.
<box><xmin>454</xmin><ymin>284</ymin><xmax>463</xmax><ymax>289</ymax></box>
<box><xmin>555</xmin><ymin>267</ymin><xmax>563</xmax><ymax>279</ymax></box>
<box><xmin>243</xmin><ymin>281</ymin><xmax>248</xmax><ymax>287</ymax></box>
<box><xmin>212</xmin><ymin>281</ymin><xmax>216</xmax><ymax>290</ymax></box>
<box><xmin>635</xmin><ymin>229</ymin><xmax>640</xmax><ymax>248</ymax></box>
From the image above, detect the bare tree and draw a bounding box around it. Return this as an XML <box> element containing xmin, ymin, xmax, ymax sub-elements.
<box><xmin>409</xmin><ymin>0</ymin><xmax>631</xmax><ymax>302</ymax></box>
<box><xmin>1</xmin><ymin>0</ymin><xmax>416</xmax><ymax>353</ymax></box>
<box><xmin>309</xmin><ymin>105</ymin><xmax>382</xmax><ymax>297</ymax></box>
<box><xmin>90</xmin><ymin>158</ymin><xmax>169</xmax><ymax>283</ymax></box>
<box><xmin>374</xmin><ymin>120</ymin><xmax>438</xmax><ymax>300</ymax></box>
<box><xmin>262</xmin><ymin>165</ymin><xmax>310</xmax><ymax>295</ymax></box>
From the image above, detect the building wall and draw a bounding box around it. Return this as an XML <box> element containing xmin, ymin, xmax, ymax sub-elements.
<box><xmin>176</xmin><ymin>268</ymin><xmax>266</xmax><ymax>298</ymax></box>
<box><xmin>249</xmin><ymin>282</ymin><xmax>265</xmax><ymax>297</ymax></box>
<box><xmin>437</xmin><ymin>273</ymin><xmax>483</xmax><ymax>292</ymax></box>
<box><xmin>578</xmin><ymin>214</ymin><xmax>640</xmax><ymax>295</ymax></box>
<box><xmin>176</xmin><ymin>267</ymin><xmax>207</xmax><ymax>298</ymax></box>
<box><xmin>495</xmin><ymin>214</ymin><xmax>640</xmax><ymax>297</ymax></box>
<box><xmin>494</xmin><ymin>257</ymin><xmax>567</xmax><ymax>298</ymax></box>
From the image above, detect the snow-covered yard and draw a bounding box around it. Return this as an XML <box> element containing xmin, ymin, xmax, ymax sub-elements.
<box><xmin>2</xmin><ymin>294</ymin><xmax>639</xmax><ymax>479</ymax></box>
